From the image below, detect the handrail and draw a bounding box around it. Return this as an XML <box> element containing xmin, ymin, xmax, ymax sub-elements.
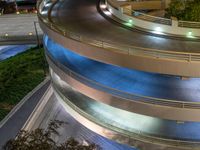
<box><xmin>45</xmin><ymin>48</ymin><xmax>200</xmax><ymax>109</ymax></box>
<box><xmin>54</xmin><ymin>85</ymin><xmax>200</xmax><ymax>148</ymax></box>
<box><xmin>108</xmin><ymin>0</ymin><xmax>172</xmax><ymax>26</ymax></box>
<box><xmin>178</xmin><ymin>20</ymin><xmax>200</xmax><ymax>29</ymax></box>
<box><xmin>123</xmin><ymin>7</ymin><xmax>172</xmax><ymax>25</ymax></box>
<box><xmin>133</xmin><ymin>10</ymin><xmax>172</xmax><ymax>25</ymax></box>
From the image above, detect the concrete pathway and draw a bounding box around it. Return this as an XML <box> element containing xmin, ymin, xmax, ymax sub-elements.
<box><xmin>0</xmin><ymin>79</ymin><xmax>50</xmax><ymax>149</ymax></box>
<box><xmin>0</xmin><ymin>14</ymin><xmax>43</xmax><ymax>45</ymax></box>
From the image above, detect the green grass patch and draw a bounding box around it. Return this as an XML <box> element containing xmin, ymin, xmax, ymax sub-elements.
<box><xmin>0</xmin><ymin>46</ymin><xmax>48</xmax><ymax>121</ymax></box>
<box><xmin>0</xmin><ymin>108</ymin><xmax>10</xmax><ymax>121</ymax></box>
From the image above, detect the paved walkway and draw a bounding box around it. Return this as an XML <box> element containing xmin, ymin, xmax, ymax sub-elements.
<box><xmin>46</xmin><ymin>0</ymin><xmax>200</xmax><ymax>53</ymax></box>
<box><xmin>0</xmin><ymin>14</ymin><xmax>42</xmax><ymax>36</ymax></box>
<box><xmin>0</xmin><ymin>79</ymin><xmax>50</xmax><ymax>149</ymax></box>
<box><xmin>0</xmin><ymin>14</ymin><xmax>43</xmax><ymax>45</ymax></box>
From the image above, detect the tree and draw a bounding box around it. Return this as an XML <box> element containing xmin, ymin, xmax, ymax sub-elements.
<box><xmin>165</xmin><ymin>0</ymin><xmax>186</xmax><ymax>19</ymax></box>
<box><xmin>165</xmin><ymin>0</ymin><xmax>200</xmax><ymax>22</ymax></box>
<box><xmin>0</xmin><ymin>0</ymin><xmax>7</xmax><ymax>14</ymax></box>
<box><xmin>183</xmin><ymin>0</ymin><xmax>200</xmax><ymax>22</ymax></box>
<box><xmin>3</xmin><ymin>120</ymin><xmax>100</xmax><ymax>150</ymax></box>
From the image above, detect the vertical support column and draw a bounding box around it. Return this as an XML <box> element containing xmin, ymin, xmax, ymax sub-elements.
<box><xmin>164</xmin><ymin>0</ymin><xmax>171</xmax><ymax>8</ymax></box>
<box><xmin>119</xmin><ymin>7</ymin><xmax>123</xmax><ymax>14</ymax></box>
<box><xmin>161</xmin><ymin>0</ymin><xmax>165</xmax><ymax>9</ymax></box>
<box><xmin>123</xmin><ymin>5</ymin><xmax>132</xmax><ymax>15</ymax></box>
<box><xmin>171</xmin><ymin>16</ymin><xmax>178</xmax><ymax>27</ymax></box>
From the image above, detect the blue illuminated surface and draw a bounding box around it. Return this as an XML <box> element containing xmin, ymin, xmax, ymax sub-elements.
<box><xmin>45</xmin><ymin>36</ymin><xmax>200</xmax><ymax>141</ymax></box>
<box><xmin>0</xmin><ymin>45</ymin><xmax>34</xmax><ymax>61</ymax></box>
<box><xmin>53</xmin><ymin>71</ymin><xmax>200</xmax><ymax>141</ymax></box>
<box><xmin>44</xmin><ymin>36</ymin><xmax>200</xmax><ymax>102</ymax></box>
<box><xmin>71</xmin><ymin>119</ymin><xmax>139</xmax><ymax>150</ymax></box>
<box><xmin>57</xmin><ymin>96</ymin><xmax>138</xmax><ymax>150</ymax></box>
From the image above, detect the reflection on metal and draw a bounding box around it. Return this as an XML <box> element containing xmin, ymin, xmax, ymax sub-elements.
<box><xmin>46</xmin><ymin>50</ymin><xmax>200</xmax><ymax>122</ymax></box>
<box><xmin>38</xmin><ymin>0</ymin><xmax>200</xmax><ymax>149</ymax></box>
<box><xmin>51</xmin><ymin>70</ymin><xmax>200</xmax><ymax>149</ymax></box>
<box><xmin>37</xmin><ymin>1</ymin><xmax>200</xmax><ymax>77</ymax></box>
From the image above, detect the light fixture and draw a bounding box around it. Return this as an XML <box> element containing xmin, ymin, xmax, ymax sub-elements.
<box><xmin>152</xmin><ymin>27</ymin><xmax>164</xmax><ymax>35</ymax></box>
<box><xmin>187</xmin><ymin>31</ymin><xmax>195</xmax><ymax>38</ymax></box>
<box><xmin>128</xmin><ymin>19</ymin><xmax>133</xmax><ymax>23</ymax></box>
<box><xmin>155</xmin><ymin>27</ymin><xmax>162</xmax><ymax>32</ymax></box>
<box><xmin>100</xmin><ymin>4</ymin><xmax>107</xmax><ymax>9</ymax></box>
<box><xmin>104</xmin><ymin>11</ymin><xmax>111</xmax><ymax>16</ymax></box>
<box><xmin>188</xmin><ymin>31</ymin><xmax>192</xmax><ymax>36</ymax></box>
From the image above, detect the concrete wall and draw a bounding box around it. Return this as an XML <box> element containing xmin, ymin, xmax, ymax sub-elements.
<box><xmin>126</xmin><ymin>1</ymin><xmax>162</xmax><ymax>10</ymax></box>
<box><xmin>164</xmin><ymin>0</ymin><xmax>171</xmax><ymax>8</ymax></box>
<box><xmin>109</xmin><ymin>0</ymin><xmax>162</xmax><ymax>10</ymax></box>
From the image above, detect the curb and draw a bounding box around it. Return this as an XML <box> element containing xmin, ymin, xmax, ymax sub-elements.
<box><xmin>0</xmin><ymin>77</ymin><xmax>50</xmax><ymax>128</ymax></box>
<box><xmin>22</xmin><ymin>84</ymin><xmax>53</xmax><ymax>130</ymax></box>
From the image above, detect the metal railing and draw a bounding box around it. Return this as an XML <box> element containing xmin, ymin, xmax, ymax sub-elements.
<box><xmin>178</xmin><ymin>20</ymin><xmax>200</xmax><ymax>28</ymax></box>
<box><xmin>107</xmin><ymin>0</ymin><xmax>172</xmax><ymax>25</ymax></box>
<box><xmin>124</xmin><ymin>8</ymin><xmax>172</xmax><ymax>25</ymax></box>
<box><xmin>37</xmin><ymin>0</ymin><xmax>200</xmax><ymax>63</ymax></box>
<box><xmin>45</xmin><ymin>48</ymin><xmax>200</xmax><ymax>110</ymax></box>
<box><xmin>49</xmin><ymin>21</ymin><xmax>200</xmax><ymax>61</ymax></box>
<box><xmin>53</xmin><ymin>84</ymin><xmax>200</xmax><ymax>148</ymax></box>
<box><xmin>39</xmin><ymin>0</ymin><xmax>200</xmax><ymax>146</ymax></box>
<box><xmin>41</xmin><ymin>0</ymin><xmax>200</xmax><ymax>109</ymax></box>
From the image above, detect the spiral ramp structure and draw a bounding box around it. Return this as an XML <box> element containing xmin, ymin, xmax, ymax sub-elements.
<box><xmin>38</xmin><ymin>0</ymin><xmax>200</xmax><ymax>149</ymax></box>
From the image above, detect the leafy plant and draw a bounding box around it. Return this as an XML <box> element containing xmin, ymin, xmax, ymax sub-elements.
<box><xmin>3</xmin><ymin>120</ymin><xmax>100</xmax><ymax>150</ymax></box>
<box><xmin>0</xmin><ymin>46</ymin><xmax>48</xmax><ymax>121</ymax></box>
<box><xmin>165</xmin><ymin>0</ymin><xmax>200</xmax><ymax>22</ymax></box>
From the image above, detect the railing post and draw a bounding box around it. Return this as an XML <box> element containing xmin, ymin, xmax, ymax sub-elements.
<box><xmin>128</xmin><ymin>48</ymin><xmax>130</xmax><ymax>55</ymax></box>
<box><xmin>171</xmin><ymin>17</ymin><xmax>178</xmax><ymax>27</ymax></box>
<box><xmin>119</xmin><ymin>7</ymin><xmax>123</xmax><ymax>14</ymax></box>
<box><xmin>123</xmin><ymin>5</ymin><xmax>132</xmax><ymax>15</ymax></box>
<box><xmin>69</xmin><ymin>71</ymin><xmax>71</xmax><ymax>77</ymax></box>
<box><xmin>156</xmin><ymin>52</ymin><xmax>159</xmax><ymax>59</ymax></box>
<box><xmin>33</xmin><ymin>21</ymin><xmax>40</xmax><ymax>47</ymax></box>
<box><xmin>188</xmin><ymin>54</ymin><xmax>191</xmax><ymax>62</ymax></box>
<box><xmin>79</xmin><ymin>35</ymin><xmax>82</xmax><ymax>41</ymax></box>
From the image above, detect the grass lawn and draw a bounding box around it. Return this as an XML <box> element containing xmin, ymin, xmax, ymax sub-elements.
<box><xmin>0</xmin><ymin>46</ymin><xmax>48</xmax><ymax>121</ymax></box>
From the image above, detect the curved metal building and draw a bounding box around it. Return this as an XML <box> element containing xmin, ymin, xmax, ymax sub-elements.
<box><xmin>38</xmin><ymin>0</ymin><xmax>200</xmax><ymax>149</ymax></box>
